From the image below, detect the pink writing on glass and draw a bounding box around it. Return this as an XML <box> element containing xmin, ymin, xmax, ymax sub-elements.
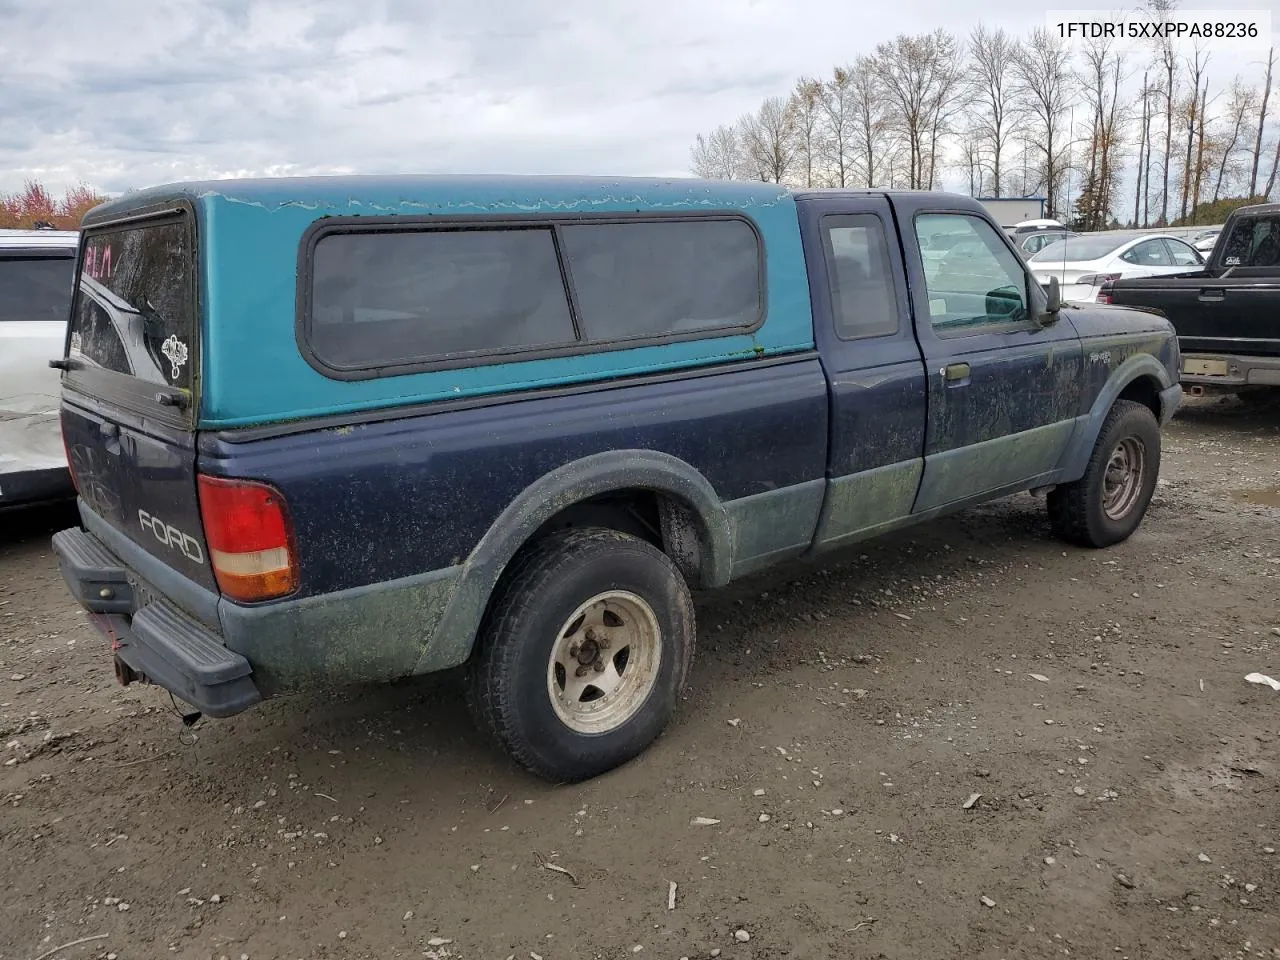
<box><xmin>84</xmin><ymin>242</ymin><xmax>114</xmax><ymax>280</ymax></box>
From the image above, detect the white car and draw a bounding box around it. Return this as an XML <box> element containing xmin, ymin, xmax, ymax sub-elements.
<box><xmin>1028</xmin><ymin>232</ymin><xmax>1204</xmax><ymax>303</ymax></box>
<box><xmin>0</xmin><ymin>228</ymin><xmax>79</xmax><ymax>508</ymax></box>
<box><xmin>1192</xmin><ymin>231</ymin><xmax>1219</xmax><ymax>254</ymax></box>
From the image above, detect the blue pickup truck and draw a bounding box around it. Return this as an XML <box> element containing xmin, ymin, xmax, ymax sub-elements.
<box><xmin>51</xmin><ymin>176</ymin><xmax>1181</xmax><ymax>781</ymax></box>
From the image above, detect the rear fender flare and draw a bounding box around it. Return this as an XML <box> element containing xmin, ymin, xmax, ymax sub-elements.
<box><xmin>414</xmin><ymin>449</ymin><xmax>731</xmax><ymax>672</ymax></box>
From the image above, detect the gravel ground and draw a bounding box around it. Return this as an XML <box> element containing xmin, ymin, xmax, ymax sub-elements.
<box><xmin>1</xmin><ymin>394</ymin><xmax>1277</xmax><ymax>960</ymax></box>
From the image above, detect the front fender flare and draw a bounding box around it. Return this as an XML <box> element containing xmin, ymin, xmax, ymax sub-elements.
<box><xmin>413</xmin><ymin>449</ymin><xmax>732</xmax><ymax>673</ymax></box>
<box><xmin>1058</xmin><ymin>353</ymin><xmax>1173</xmax><ymax>482</ymax></box>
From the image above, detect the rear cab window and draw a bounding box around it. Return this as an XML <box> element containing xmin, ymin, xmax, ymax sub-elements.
<box><xmin>66</xmin><ymin>212</ymin><xmax>198</xmax><ymax>418</ymax></box>
<box><xmin>300</xmin><ymin>216</ymin><xmax>764</xmax><ymax>378</ymax></box>
<box><xmin>1220</xmin><ymin>214</ymin><xmax>1280</xmax><ymax>269</ymax></box>
<box><xmin>0</xmin><ymin>253</ymin><xmax>76</xmax><ymax>323</ymax></box>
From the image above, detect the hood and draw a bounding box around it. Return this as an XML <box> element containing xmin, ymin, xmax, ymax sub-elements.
<box><xmin>1064</xmin><ymin>301</ymin><xmax>1174</xmax><ymax>338</ymax></box>
<box><xmin>1077</xmin><ymin>300</ymin><xmax>1168</xmax><ymax>320</ymax></box>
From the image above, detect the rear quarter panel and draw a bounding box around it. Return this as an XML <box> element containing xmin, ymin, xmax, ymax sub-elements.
<box><xmin>199</xmin><ymin>358</ymin><xmax>830</xmax><ymax>599</ymax></box>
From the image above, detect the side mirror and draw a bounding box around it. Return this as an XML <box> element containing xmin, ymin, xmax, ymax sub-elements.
<box><xmin>1044</xmin><ymin>276</ymin><xmax>1062</xmax><ymax>315</ymax></box>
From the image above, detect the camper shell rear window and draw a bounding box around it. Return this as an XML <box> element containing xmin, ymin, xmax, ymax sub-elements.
<box><xmin>66</xmin><ymin>211</ymin><xmax>198</xmax><ymax>415</ymax></box>
<box><xmin>298</xmin><ymin>214</ymin><xmax>765</xmax><ymax>379</ymax></box>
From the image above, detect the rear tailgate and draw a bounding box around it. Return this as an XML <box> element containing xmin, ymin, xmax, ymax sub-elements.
<box><xmin>59</xmin><ymin>209</ymin><xmax>216</xmax><ymax>593</ymax></box>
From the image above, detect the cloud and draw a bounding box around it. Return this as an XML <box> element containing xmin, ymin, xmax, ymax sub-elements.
<box><xmin>1</xmin><ymin>0</ymin><xmax>1274</xmax><ymax>197</ymax></box>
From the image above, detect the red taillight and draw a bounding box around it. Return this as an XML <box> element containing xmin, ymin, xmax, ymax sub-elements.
<box><xmin>197</xmin><ymin>475</ymin><xmax>298</xmax><ymax>602</ymax></box>
<box><xmin>1097</xmin><ymin>281</ymin><xmax>1114</xmax><ymax>305</ymax></box>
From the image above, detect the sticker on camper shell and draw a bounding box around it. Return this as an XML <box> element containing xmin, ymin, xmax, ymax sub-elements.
<box><xmin>161</xmin><ymin>334</ymin><xmax>189</xmax><ymax>380</ymax></box>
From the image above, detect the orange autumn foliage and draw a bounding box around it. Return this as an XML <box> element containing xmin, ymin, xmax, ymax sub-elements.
<box><xmin>0</xmin><ymin>179</ymin><xmax>109</xmax><ymax>230</ymax></box>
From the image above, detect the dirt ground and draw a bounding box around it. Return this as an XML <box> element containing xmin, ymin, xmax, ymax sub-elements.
<box><xmin>2</xmin><ymin>394</ymin><xmax>1278</xmax><ymax>960</ymax></box>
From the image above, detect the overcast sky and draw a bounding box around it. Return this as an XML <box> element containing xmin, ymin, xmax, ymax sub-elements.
<box><xmin>0</xmin><ymin>0</ymin><xmax>1276</xmax><ymax>197</ymax></box>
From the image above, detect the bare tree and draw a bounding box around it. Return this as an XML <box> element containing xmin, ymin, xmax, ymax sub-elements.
<box><xmin>873</xmin><ymin>30</ymin><xmax>966</xmax><ymax>190</ymax></box>
<box><xmin>967</xmin><ymin>24</ymin><xmax>1019</xmax><ymax>196</ymax></box>
<box><xmin>1075</xmin><ymin>38</ymin><xmax>1128</xmax><ymax>230</ymax></box>
<box><xmin>1249</xmin><ymin>47</ymin><xmax>1275</xmax><ymax>195</ymax></box>
<box><xmin>927</xmin><ymin>34</ymin><xmax>969</xmax><ymax>189</ymax></box>
<box><xmin>1179</xmin><ymin>48</ymin><xmax>1209</xmax><ymax>221</ymax></box>
<box><xmin>789</xmin><ymin>78</ymin><xmax>825</xmax><ymax>187</ymax></box>
<box><xmin>1190</xmin><ymin>83</ymin><xmax>1214</xmax><ymax>216</ymax></box>
<box><xmin>1134</xmin><ymin>71</ymin><xmax>1154</xmax><ymax>226</ymax></box>
<box><xmin>957</xmin><ymin>131</ymin><xmax>987</xmax><ymax>195</ymax></box>
<box><xmin>1265</xmin><ymin>134</ymin><xmax>1280</xmax><ymax>197</ymax></box>
<box><xmin>819</xmin><ymin>66</ymin><xmax>858</xmax><ymax>188</ymax></box>
<box><xmin>1013</xmin><ymin>29</ymin><xmax>1075</xmax><ymax>219</ymax></box>
<box><xmin>690</xmin><ymin>124</ymin><xmax>742</xmax><ymax>180</ymax></box>
<box><xmin>1212</xmin><ymin>79</ymin><xmax>1257</xmax><ymax>202</ymax></box>
<box><xmin>738</xmin><ymin>96</ymin><xmax>798</xmax><ymax>184</ymax></box>
<box><xmin>1146</xmin><ymin>0</ymin><xmax>1179</xmax><ymax>224</ymax></box>
<box><xmin>849</xmin><ymin>55</ymin><xmax>890</xmax><ymax>187</ymax></box>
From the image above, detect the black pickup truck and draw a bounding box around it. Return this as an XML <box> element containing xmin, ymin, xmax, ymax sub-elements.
<box><xmin>1100</xmin><ymin>202</ymin><xmax>1280</xmax><ymax>397</ymax></box>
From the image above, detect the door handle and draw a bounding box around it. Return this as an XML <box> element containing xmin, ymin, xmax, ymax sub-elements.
<box><xmin>943</xmin><ymin>362</ymin><xmax>970</xmax><ymax>383</ymax></box>
<box><xmin>1198</xmin><ymin>288</ymin><xmax>1225</xmax><ymax>302</ymax></box>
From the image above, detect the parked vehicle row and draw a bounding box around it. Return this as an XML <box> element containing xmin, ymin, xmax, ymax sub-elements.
<box><xmin>48</xmin><ymin>175</ymin><xmax>1181</xmax><ymax>781</ymax></box>
<box><xmin>1003</xmin><ymin>218</ymin><xmax>1076</xmax><ymax>257</ymax></box>
<box><xmin>0</xmin><ymin>228</ymin><xmax>79</xmax><ymax>507</ymax></box>
<box><xmin>1028</xmin><ymin>231</ymin><xmax>1204</xmax><ymax>303</ymax></box>
<box><xmin>1100</xmin><ymin>201</ymin><xmax>1280</xmax><ymax>397</ymax></box>
<box><xmin>1192</xmin><ymin>228</ymin><xmax>1220</xmax><ymax>254</ymax></box>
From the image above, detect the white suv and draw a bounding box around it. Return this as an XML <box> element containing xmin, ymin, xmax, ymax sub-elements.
<box><xmin>0</xmin><ymin>228</ymin><xmax>79</xmax><ymax>507</ymax></box>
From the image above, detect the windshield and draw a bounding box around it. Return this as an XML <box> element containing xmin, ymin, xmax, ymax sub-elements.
<box><xmin>1029</xmin><ymin>235</ymin><xmax>1134</xmax><ymax>262</ymax></box>
<box><xmin>0</xmin><ymin>255</ymin><xmax>76</xmax><ymax>323</ymax></box>
<box><xmin>68</xmin><ymin>216</ymin><xmax>195</xmax><ymax>391</ymax></box>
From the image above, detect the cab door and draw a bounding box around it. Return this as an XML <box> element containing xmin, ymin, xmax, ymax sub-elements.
<box><xmin>894</xmin><ymin>202</ymin><xmax>1084</xmax><ymax>513</ymax></box>
<box><xmin>795</xmin><ymin>194</ymin><xmax>927</xmax><ymax>550</ymax></box>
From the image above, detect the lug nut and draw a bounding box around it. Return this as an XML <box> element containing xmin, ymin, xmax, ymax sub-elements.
<box><xmin>593</xmin><ymin>659</ymin><xmax>606</xmax><ymax>673</ymax></box>
<box><xmin>575</xmin><ymin>664</ymin><xmax>591</xmax><ymax>678</ymax></box>
<box><xmin>585</xmin><ymin>628</ymin><xmax>596</xmax><ymax>641</ymax></box>
<box><xmin>569</xmin><ymin>644</ymin><xmax>580</xmax><ymax>658</ymax></box>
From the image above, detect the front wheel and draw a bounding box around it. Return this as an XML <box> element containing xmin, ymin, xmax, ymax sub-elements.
<box><xmin>1047</xmin><ymin>399</ymin><xmax>1161</xmax><ymax>548</ymax></box>
<box><xmin>466</xmin><ymin>528</ymin><xmax>695</xmax><ymax>782</ymax></box>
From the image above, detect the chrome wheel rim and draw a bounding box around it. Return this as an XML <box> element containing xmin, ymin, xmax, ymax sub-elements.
<box><xmin>547</xmin><ymin>591</ymin><xmax>662</xmax><ymax>734</ymax></box>
<box><xmin>1102</xmin><ymin>436</ymin><xmax>1145</xmax><ymax>521</ymax></box>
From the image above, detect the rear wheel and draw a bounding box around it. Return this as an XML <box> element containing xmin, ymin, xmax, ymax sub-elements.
<box><xmin>467</xmin><ymin>527</ymin><xmax>695</xmax><ymax>782</ymax></box>
<box><xmin>1047</xmin><ymin>399</ymin><xmax>1160</xmax><ymax>548</ymax></box>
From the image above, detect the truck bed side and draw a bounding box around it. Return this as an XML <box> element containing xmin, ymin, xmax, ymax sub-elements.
<box><xmin>197</xmin><ymin>357</ymin><xmax>829</xmax><ymax>690</ymax></box>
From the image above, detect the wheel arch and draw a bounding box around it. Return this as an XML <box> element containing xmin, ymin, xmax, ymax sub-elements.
<box><xmin>1059</xmin><ymin>354</ymin><xmax>1171</xmax><ymax>482</ymax></box>
<box><xmin>413</xmin><ymin>450</ymin><xmax>732</xmax><ymax>673</ymax></box>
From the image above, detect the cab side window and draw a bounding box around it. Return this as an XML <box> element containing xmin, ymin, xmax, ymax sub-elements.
<box><xmin>822</xmin><ymin>214</ymin><xmax>899</xmax><ymax>340</ymax></box>
<box><xmin>914</xmin><ymin>213</ymin><xmax>1029</xmax><ymax>335</ymax></box>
